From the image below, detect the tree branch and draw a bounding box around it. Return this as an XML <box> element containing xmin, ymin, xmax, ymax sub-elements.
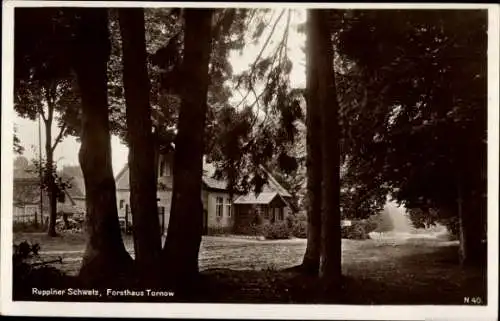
<box><xmin>234</xmin><ymin>9</ymin><xmax>285</xmax><ymax>90</ymax></box>
<box><xmin>52</xmin><ymin>124</ymin><xmax>67</xmax><ymax>152</ymax></box>
<box><xmin>39</xmin><ymin>106</ymin><xmax>48</xmax><ymax>123</ymax></box>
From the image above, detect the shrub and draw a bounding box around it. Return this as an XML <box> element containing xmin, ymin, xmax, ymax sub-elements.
<box><xmin>361</xmin><ymin>217</ymin><xmax>379</xmax><ymax>234</ymax></box>
<box><xmin>341</xmin><ymin>220</ymin><xmax>370</xmax><ymax>240</ymax></box>
<box><xmin>260</xmin><ymin>221</ymin><xmax>291</xmax><ymax>240</ymax></box>
<box><xmin>13</xmin><ymin>241</ymin><xmax>69</xmax><ymax>300</ymax></box>
<box><xmin>291</xmin><ymin>220</ymin><xmax>307</xmax><ymax>238</ymax></box>
<box><xmin>286</xmin><ymin>214</ymin><xmax>307</xmax><ymax>238</ymax></box>
<box><xmin>56</xmin><ymin>216</ymin><xmax>84</xmax><ymax>232</ymax></box>
<box><xmin>440</xmin><ymin>217</ymin><xmax>459</xmax><ymax>237</ymax></box>
<box><xmin>234</xmin><ymin>223</ymin><xmax>261</xmax><ymax>236</ymax></box>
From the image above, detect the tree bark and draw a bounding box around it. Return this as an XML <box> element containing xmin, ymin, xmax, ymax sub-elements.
<box><xmin>457</xmin><ymin>180</ymin><xmax>484</xmax><ymax>266</ymax></box>
<box><xmin>300</xmin><ymin>9</ymin><xmax>322</xmax><ymax>276</ymax></box>
<box><xmin>118</xmin><ymin>8</ymin><xmax>162</xmax><ymax>281</ymax></box>
<box><xmin>311</xmin><ymin>9</ymin><xmax>342</xmax><ymax>295</ymax></box>
<box><xmin>161</xmin><ymin>9</ymin><xmax>213</xmax><ymax>288</ymax></box>
<box><xmin>44</xmin><ymin>113</ymin><xmax>58</xmax><ymax>237</ymax></box>
<box><xmin>72</xmin><ymin>8</ymin><xmax>133</xmax><ymax>284</ymax></box>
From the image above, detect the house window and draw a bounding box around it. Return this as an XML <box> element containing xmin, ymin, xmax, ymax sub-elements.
<box><xmin>274</xmin><ymin>207</ymin><xmax>284</xmax><ymax>221</ymax></box>
<box><xmin>216</xmin><ymin>197</ymin><xmax>223</xmax><ymax>218</ymax></box>
<box><xmin>278</xmin><ymin>207</ymin><xmax>284</xmax><ymax>221</ymax></box>
<box><xmin>225</xmin><ymin>198</ymin><xmax>232</xmax><ymax>217</ymax></box>
<box><xmin>263</xmin><ymin>207</ymin><xmax>269</xmax><ymax>220</ymax></box>
<box><xmin>119</xmin><ymin>200</ymin><xmax>125</xmax><ymax>209</ymax></box>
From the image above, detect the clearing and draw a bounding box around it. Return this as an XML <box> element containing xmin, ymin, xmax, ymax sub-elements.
<box><xmin>13</xmin><ymin>232</ymin><xmax>486</xmax><ymax>304</ymax></box>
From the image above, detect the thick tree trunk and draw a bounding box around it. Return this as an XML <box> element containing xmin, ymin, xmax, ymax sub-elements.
<box><xmin>311</xmin><ymin>9</ymin><xmax>342</xmax><ymax>295</ymax></box>
<box><xmin>118</xmin><ymin>8</ymin><xmax>162</xmax><ymax>280</ymax></box>
<box><xmin>45</xmin><ymin>120</ymin><xmax>57</xmax><ymax>237</ymax></box>
<box><xmin>300</xmin><ymin>9</ymin><xmax>322</xmax><ymax>276</ymax></box>
<box><xmin>457</xmin><ymin>181</ymin><xmax>484</xmax><ymax>266</ymax></box>
<box><xmin>73</xmin><ymin>8</ymin><xmax>133</xmax><ymax>284</ymax></box>
<box><xmin>161</xmin><ymin>9</ymin><xmax>213</xmax><ymax>288</ymax></box>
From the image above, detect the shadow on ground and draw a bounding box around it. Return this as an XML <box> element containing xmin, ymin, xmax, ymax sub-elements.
<box><xmin>196</xmin><ymin>244</ymin><xmax>486</xmax><ymax>305</ymax></box>
<box><xmin>12</xmin><ymin>232</ymin><xmax>486</xmax><ymax>305</ymax></box>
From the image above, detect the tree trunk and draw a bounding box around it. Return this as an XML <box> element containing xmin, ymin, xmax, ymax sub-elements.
<box><xmin>311</xmin><ymin>9</ymin><xmax>342</xmax><ymax>296</ymax></box>
<box><xmin>72</xmin><ymin>8</ymin><xmax>133</xmax><ymax>285</ymax></box>
<box><xmin>118</xmin><ymin>8</ymin><xmax>162</xmax><ymax>281</ymax></box>
<box><xmin>300</xmin><ymin>9</ymin><xmax>322</xmax><ymax>276</ymax></box>
<box><xmin>45</xmin><ymin>117</ymin><xmax>58</xmax><ymax>237</ymax></box>
<box><xmin>457</xmin><ymin>180</ymin><xmax>484</xmax><ymax>266</ymax></box>
<box><xmin>161</xmin><ymin>9</ymin><xmax>213</xmax><ymax>288</ymax></box>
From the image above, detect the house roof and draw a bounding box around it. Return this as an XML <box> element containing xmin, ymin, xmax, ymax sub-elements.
<box><xmin>201</xmin><ymin>161</ymin><xmax>227</xmax><ymax>190</ymax></box>
<box><xmin>14</xmin><ymin>164</ymin><xmax>85</xmax><ymax>200</ymax></box>
<box><xmin>115</xmin><ymin>164</ymin><xmax>131</xmax><ymax>190</ymax></box>
<box><xmin>260</xmin><ymin>166</ymin><xmax>292</xmax><ymax>198</ymax></box>
<box><xmin>114</xmin><ymin>154</ymin><xmax>292</xmax><ymax>200</ymax></box>
<box><xmin>202</xmin><ymin>176</ymin><xmax>227</xmax><ymax>190</ymax></box>
<box><xmin>13</xmin><ymin>177</ymin><xmax>77</xmax><ymax>208</ymax></box>
<box><xmin>60</xmin><ymin>173</ymin><xmax>85</xmax><ymax>199</ymax></box>
<box><xmin>234</xmin><ymin>192</ymin><xmax>281</xmax><ymax>205</ymax></box>
<box><xmin>115</xmin><ymin>162</ymin><xmax>229</xmax><ymax>191</ymax></box>
<box><xmin>13</xmin><ymin>177</ymin><xmax>45</xmax><ymax>206</ymax></box>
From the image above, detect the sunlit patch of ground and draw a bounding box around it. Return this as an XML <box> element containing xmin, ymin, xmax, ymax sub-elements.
<box><xmin>13</xmin><ymin>231</ymin><xmax>486</xmax><ymax>304</ymax></box>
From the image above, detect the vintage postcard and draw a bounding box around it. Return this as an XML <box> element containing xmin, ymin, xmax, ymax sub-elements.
<box><xmin>1</xmin><ymin>1</ymin><xmax>498</xmax><ymax>320</ymax></box>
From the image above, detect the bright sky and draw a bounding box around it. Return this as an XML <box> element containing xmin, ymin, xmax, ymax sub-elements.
<box><xmin>13</xmin><ymin>9</ymin><xmax>306</xmax><ymax>177</ymax></box>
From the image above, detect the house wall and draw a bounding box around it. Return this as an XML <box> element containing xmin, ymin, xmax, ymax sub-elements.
<box><xmin>116</xmin><ymin>190</ymin><xmax>130</xmax><ymax>219</ymax></box>
<box><xmin>157</xmin><ymin>190</ymin><xmax>172</xmax><ymax>234</ymax></box>
<box><xmin>260</xmin><ymin>197</ymin><xmax>289</xmax><ymax>224</ymax></box>
<box><xmin>233</xmin><ymin>197</ymin><xmax>292</xmax><ymax>234</ymax></box>
<box><xmin>206</xmin><ymin>191</ymin><xmax>234</xmax><ymax>233</ymax></box>
<box><xmin>114</xmin><ymin>152</ymin><xmax>293</xmax><ymax>236</ymax></box>
<box><xmin>233</xmin><ymin>204</ymin><xmax>260</xmax><ymax>233</ymax></box>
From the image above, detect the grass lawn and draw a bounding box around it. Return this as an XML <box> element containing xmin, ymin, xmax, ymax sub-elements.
<box><xmin>13</xmin><ymin>232</ymin><xmax>486</xmax><ymax>304</ymax></box>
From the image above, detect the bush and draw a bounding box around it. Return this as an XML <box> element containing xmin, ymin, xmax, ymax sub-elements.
<box><xmin>13</xmin><ymin>241</ymin><xmax>69</xmax><ymax>300</ymax></box>
<box><xmin>56</xmin><ymin>216</ymin><xmax>84</xmax><ymax>232</ymax></box>
<box><xmin>341</xmin><ymin>220</ymin><xmax>371</xmax><ymax>240</ymax></box>
<box><xmin>234</xmin><ymin>223</ymin><xmax>262</xmax><ymax>236</ymax></box>
<box><xmin>260</xmin><ymin>222</ymin><xmax>291</xmax><ymax>240</ymax></box>
<box><xmin>361</xmin><ymin>217</ymin><xmax>379</xmax><ymax>234</ymax></box>
<box><xmin>286</xmin><ymin>214</ymin><xmax>307</xmax><ymax>238</ymax></box>
<box><xmin>441</xmin><ymin>217</ymin><xmax>459</xmax><ymax>237</ymax></box>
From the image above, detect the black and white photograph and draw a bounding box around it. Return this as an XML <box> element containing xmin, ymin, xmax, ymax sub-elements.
<box><xmin>1</xmin><ymin>2</ymin><xmax>498</xmax><ymax>320</ymax></box>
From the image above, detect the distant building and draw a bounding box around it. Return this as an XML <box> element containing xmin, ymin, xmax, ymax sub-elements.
<box><xmin>115</xmin><ymin>149</ymin><xmax>293</xmax><ymax>235</ymax></box>
<box><xmin>13</xmin><ymin>162</ymin><xmax>86</xmax><ymax>223</ymax></box>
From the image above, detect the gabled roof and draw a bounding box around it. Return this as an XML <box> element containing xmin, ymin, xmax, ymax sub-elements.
<box><xmin>234</xmin><ymin>192</ymin><xmax>281</xmax><ymax>205</ymax></box>
<box><xmin>59</xmin><ymin>173</ymin><xmax>85</xmax><ymax>199</ymax></box>
<box><xmin>260</xmin><ymin>166</ymin><xmax>292</xmax><ymax>198</ymax></box>
<box><xmin>201</xmin><ymin>161</ymin><xmax>227</xmax><ymax>190</ymax></box>
<box><xmin>115</xmin><ymin>163</ymin><xmax>130</xmax><ymax>190</ymax></box>
<box><xmin>202</xmin><ymin>176</ymin><xmax>227</xmax><ymax>190</ymax></box>
<box><xmin>13</xmin><ymin>177</ymin><xmax>76</xmax><ymax>208</ymax></box>
<box><xmin>13</xmin><ymin>177</ymin><xmax>45</xmax><ymax>206</ymax></box>
<box><xmin>115</xmin><ymin>162</ymin><xmax>229</xmax><ymax>191</ymax></box>
<box><xmin>114</xmin><ymin>153</ymin><xmax>292</xmax><ymax>199</ymax></box>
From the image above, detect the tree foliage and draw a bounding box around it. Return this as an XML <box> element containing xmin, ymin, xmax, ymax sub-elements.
<box><xmin>335</xmin><ymin>10</ymin><xmax>486</xmax><ymax>226</ymax></box>
<box><xmin>13</xmin><ymin>126</ymin><xmax>24</xmax><ymax>155</ymax></box>
<box><xmin>207</xmin><ymin>10</ymin><xmax>304</xmax><ymax>196</ymax></box>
